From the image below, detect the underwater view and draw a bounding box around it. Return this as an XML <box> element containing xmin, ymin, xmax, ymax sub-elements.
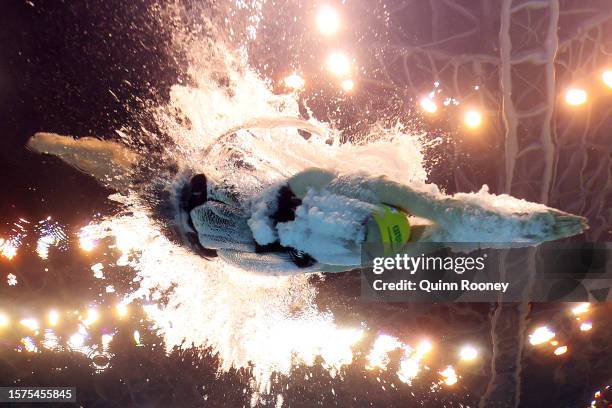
<box><xmin>1</xmin><ymin>0</ymin><xmax>611</xmax><ymax>407</ymax></box>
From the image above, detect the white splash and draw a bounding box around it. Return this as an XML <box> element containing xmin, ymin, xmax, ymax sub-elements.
<box><xmin>0</xmin><ymin>237</ymin><xmax>19</xmax><ymax>260</ymax></box>
<box><xmin>70</xmin><ymin>4</ymin><xmax>432</xmax><ymax>394</ymax></box>
<box><xmin>7</xmin><ymin>273</ymin><xmax>17</xmax><ymax>286</ymax></box>
<box><xmin>81</xmin><ymin>210</ymin><xmax>365</xmax><ymax>392</ymax></box>
<box><xmin>366</xmin><ymin>334</ymin><xmax>403</xmax><ymax>370</ymax></box>
<box><xmin>91</xmin><ymin>263</ymin><xmax>105</xmax><ymax>279</ymax></box>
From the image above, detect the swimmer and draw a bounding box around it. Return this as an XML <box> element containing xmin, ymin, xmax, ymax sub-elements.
<box><xmin>27</xmin><ymin>127</ymin><xmax>588</xmax><ymax>274</ymax></box>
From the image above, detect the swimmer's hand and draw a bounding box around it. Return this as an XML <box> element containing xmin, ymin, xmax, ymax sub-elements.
<box><xmin>523</xmin><ymin>209</ymin><xmax>589</xmax><ymax>242</ymax></box>
<box><xmin>428</xmin><ymin>199</ymin><xmax>589</xmax><ymax>243</ymax></box>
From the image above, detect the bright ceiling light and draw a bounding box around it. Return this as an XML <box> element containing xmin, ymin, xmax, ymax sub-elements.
<box><xmin>79</xmin><ymin>235</ymin><xmax>96</xmax><ymax>252</ymax></box>
<box><xmin>417</xmin><ymin>340</ymin><xmax>433</xmax><ymax>356</ymax></box>
<box><xmin>48</xmin><ymin>310</ymin><xmax>59</xmax><ymax>327</ymax></box>
<box><xmin>459</xmin><ymin>345</ymin><xmax>478</xmax><ymax>361</ymax></box>
<box><xmin>529</xmin><ymin>326</ymin><xmax>555</xmax><ymax>345</ymax></box>
<box><xmin>565</xmin><ymin>88</ymin><xmax>588</xmax><ymax>106</ymax></box>
<box><xmin>20</xmin><ymin>318</ymin><xmax>39</xmax><ymax>331</ymax></box>
<box><xmin>316</xmin><ymin>6</ymin><xmax>340</xmax><ymax>35</ymax></box>
<box><xmin>341</xmin><ymin>79</ymin><xmax>354</xmax><ymax>92</ymax></box>
<box><xmin>0</xmin><ymin>312</ymin><xmax>9</xmax><ymax>328</ymax></box>
<box><xmin>420</xmin><ymin>97</ymin><xmax>438</xmax><ymax>114</ymax></box>
<box><xmin>327</xmin><ymin>51</ymin><xmax>351</xmax><ymax>77</ymax></box>
<box><xmin>464</xmin><ymin>110</ymin><xmax>483</xmax><ymax>129</ymax></box>
<box><xmin>116</xmin><ymin>303</ymin><xmax>129</xmax><ymax>318</ymax></box>
<box><xmin>82</xmin><ymin>308</ymin><xmax>99</xmax><ymax>326</ymax></box>
<box><xmin>602</xmin><ymin>70</ymin><xmax>612</xmax><ymax>88</ymax></box>
<box><xmin>571</xmin><ymin>302</ymin><xmax>590</xmax><ymax>316</ymax></box>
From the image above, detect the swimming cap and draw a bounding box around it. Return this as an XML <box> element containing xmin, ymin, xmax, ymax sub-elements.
<box><xmin>372</xmin><ymin>205</ymin><xmax>411</xmax><ymax>254</ymax></box>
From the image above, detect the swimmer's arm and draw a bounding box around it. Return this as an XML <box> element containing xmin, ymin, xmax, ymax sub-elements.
<box><xmin>320</xmin><ymin>173</ymin><xmax>449</xmax><ymax>221</ymax></box>
<box><xmin>287</xmin><ymin>168</ymin><xmax>337</xmax><ymax>199</ymax></box>
<box><xmin>289</xmin><ymin>168</ymin><xmax>449</xmax><ymax>220</ymax></box>
<box><xmin>290</xmin><ymin>170</ymin><xmax>588</xmax><ymax>242</ymax></box>
<box><xmin>359</xmin><ymin>176</ymin><xmax>588</xmax><ymax>241</ymax></box>
<box><xmin>357</xmin><ymin>175</ymin><xmax>450</xmax><ymax>220</ymax></box>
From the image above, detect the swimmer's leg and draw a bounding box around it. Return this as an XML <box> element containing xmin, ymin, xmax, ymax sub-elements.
<box><xmin>27</xmin><ymin>132</ymin><xmax>137</xmax><ymax>190</ymax></box>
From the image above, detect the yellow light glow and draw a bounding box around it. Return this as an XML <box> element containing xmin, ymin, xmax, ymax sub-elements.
<box><xmin>602</xmin><ymin>70</ymin><xmax>612</xmax><ymax>88</ymax></box>
<box><xmin>416</xmin><ymin>340</ymin><xmax>433</xmax><ymax>356</ymax></box>
<box><xmin>0</xmin><ymin>239</ymin><xmax>18</xmax><ymax>260</ymax></box>
<box><xmin>20</xmin><ymin>318</ymin><xmax>39</xmax><ymax>331</ymax></box>
<box><xmin>79</xmin><ymin>234</ymin><xmax>96</xmax><ymax>252</ymax></box>
<box><xmin>284</xmin><ymin>73</ymin><xmax>305</xmax><ymax>90</ymax></box>
<box><xmin>550</xmin><ymin>340</ymin><xmax>559</xmax><ymax>346</ymax></box>
<box><xmin>459</xmin><ymin>345</ymin><xmax>478</xmax><ymax>361</ymax></box>
<box><xmin>82</xmin><ymin>308</ymin><xmax>99</xmax><ymax>326</ymax></box>
<box><xmin>316</xmin><ymin>6</ymin><xmax>340</xmax><ymax>35</ymax></box>
<box><xmin>464</xmin><ymin>110</ymin><xmax>482</xmax><ymax>129</ymax></box>
<box><xmin>580</xmin><ymin>321</ymin><xmax>593</xmax><ymax>331</ymax></box>
<box><xmin>565</xmin><ymin>88</ymin><xmax>588</xmax><ymax>106</ymax></box>
<box><xmin>529</xmin><ymin>326</ymin><xmax>555</xmax><ymax>345</ymax></box>
<box><xmin>420</xmin><ymin>97</ymin><xmax>438</xmax><ymax>114</ymax></box>
<box><xmin>396</xmin><ymin>341</ymin><xmax>434</xmax><ymax>385</ymax></box>
<box><xmin>365</xmin><ymin>334</ymin><xmax>402</xmax><ymax>370</ymax></box>
<box><xmin>341</xmin><ymin>79</ymin><xmax>354</xmax><ymax>92</ymax></box>
<box><xmin>326</xmin><ymin>52</ymin><xmax>351</xmax><ymax>77</ymax></box>
<box><xmin>571</xmin><ymin>302</ymin><xmax>590</xmax><ymax>316</ymax></box>
<box><xmin>553</xmin><ymin>345</ymin><xmax>568</xmax><ymax>356</ymax></box>
<box><xmin>0</xmin><ymin>312</ymin><xmax>9</xmax><ymax>328</ymax></box>
<box><xmin>116</xmin><ymin>303</ymin><xmax>128</xmax><ymax>318</ymax></box>
<box><xmin>439</xmin><ymin>366</ymin><xmax>458</xmax><ymax>386</ymax></box>
<box><xmin>397</xmin><ymin>352</ymin><xmax>421</xmax><ymax>384</ymax></box>
<box><xmin>48</xmin><ymin>310</ymin><xmax>59</xmax><ymax>327</ymax></box>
